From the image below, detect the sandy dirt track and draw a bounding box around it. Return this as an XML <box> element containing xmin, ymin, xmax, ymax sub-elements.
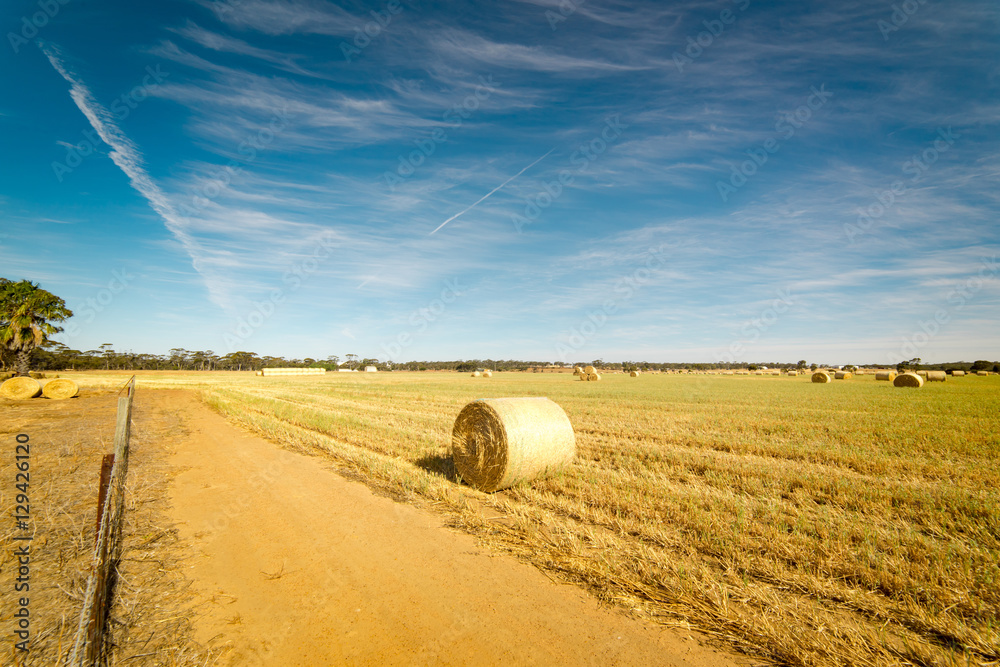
<box><xmin>148</xmin><ymin>389</ymin><xmax>743</xmax><ymax>666</ymax></box>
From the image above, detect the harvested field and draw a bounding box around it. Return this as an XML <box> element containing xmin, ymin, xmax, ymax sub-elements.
<box><xmin>33</xmin><ymin>371</ymin><xmax>1000</xmax><ymax>666</ymax></box>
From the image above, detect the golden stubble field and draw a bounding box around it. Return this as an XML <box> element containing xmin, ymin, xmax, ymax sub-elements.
<box><xmin>64</xmin><ymin>370</ymin><xmax>1000</xmax><ymax>666</ymax></box>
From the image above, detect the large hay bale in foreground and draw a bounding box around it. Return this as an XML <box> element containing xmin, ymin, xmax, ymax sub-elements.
<box><xmin>926</xmin><ymin>371</ymin><xmax>946</xmax><ymax>382</ymax></box>
<box><xmin>587</xmin><ymin>373</ymin><xmax>601</xmax><ymax>381</ymax></box>
<box><xmin>952</xmin><ymin>370</ymin><xmax>965</xmax><ymax>376</ymax></box>
<box><xmin>894</xmin><ymin>372</ymin><xmax>924</xmax><ymax>388</ymax></box>
<box><xmin>875</xmin><ymin>371</ymin><xmax>896</xmax><ymax>382</ymax></box>
<box><xmin>1</xmin><ymin>377</ymin><xmax>42</xmax><ymax>400</ymax></box>
<box><xmin>41</xmin><ymin>378</ymin><xmax>79</xmax><ymax>399</ymax></box>
<box><xmin>834</xmin><ymin>371</ymin><xmax>852</xmax><ymax>380</ymax></box>
<box><xmin>452</xmin><ymin>397</ymin><xmax>576</xmax><ymax>492</ymax></box>
<box><xmin>812</xmin><ymin>371</ymin><xmax>832</xmax><ymax>383</ymax></box>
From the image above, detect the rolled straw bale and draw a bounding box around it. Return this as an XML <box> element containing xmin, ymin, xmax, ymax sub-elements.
<box><xmin>483</xmin><ymin>371</ymin><xmax>493</xmax><ymax>378</ymax></box>
<box><xmin>926</xmin><ymin>371</ymin><xmax>946</xmax><ymax>382</ymax></box>
<box><xmin>583</xmin><ymin>365</ymin><xmax>596</xmax><ymax>375</ymax></box>
<box><xmin>472</xmin><ymin>371</ymin><xmax>481</xmax><ymax>377</ymax></box>
<box><xmin>771</xmin><ymin>370</ymin><xmax>781</xmax><ymax>376</ymax></box>
<box><xmin>952</xmin><ymin>370</ymin><xmax>965</xmax><ymax>376</ymax></box>
<box><xmin>41</xmin><ymin>378</ymin><xmax>79</xmax><ymax>399</ymax></box>
<box><xmin>875</xmin><ymin>371</ymin><xmax>896</xmax><ymax>381</ymax></box>
<box><xmin>787</xmin><ymin>371</ymin><xmax>797</xmax><ymax>376</ymax></box>
<box><xmin>451</xmin><ymin>397</ymin><xmax>576</xmax><ymax>492</ymax></box>
<box><xmin>587</xmin><ymin>373</ymin><xmax>601</xmax><ymax>381</ymax></box>
<box><xmin>834</xmin><ymin>371</ymin><xmax>852</xmax><ymax>380</ymax></box>
<box><xmin>976</xmin><ymin>371</ymin><xmax>989</xmax><ymax>376</ymax></box>
<box><xmin>0</xmin><ymin>377</ymin><xmax>42</xmax><ymax>400</ymax></box>
<box><xmin>630</xmin><ymin>371</ymin><xmax>639</xmax><ymax>377</ymax></box>
<box><xmin>893</xmin><ymin>372</ymin><xmax>924</xmax><ymax>388</ymax></box>
<box><xmin>916</xmin><ymin>370</ymin><xmax>928</xmax><ymax>378</ymax></box>
<box><xmin>812</xmin><ymin>371</ymin><xmax>832</xmax><ymax>383</ymax></box>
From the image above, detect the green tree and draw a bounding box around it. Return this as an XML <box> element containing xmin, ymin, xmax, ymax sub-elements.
<box><xmin>0</xmin><ymin>279</ymin><xmax>73</xmax><ymax>377</ymax></box>
<box><xmin>797</xmin><ymin>359</ymin><xmax>807</xmax><ymax>369</ymax></box>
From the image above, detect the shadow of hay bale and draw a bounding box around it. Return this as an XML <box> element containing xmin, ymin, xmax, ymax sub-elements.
<box><xmin>414</xmin><ymin>453</ymin><xmax>460</xmax><ymax>482</ymax></box>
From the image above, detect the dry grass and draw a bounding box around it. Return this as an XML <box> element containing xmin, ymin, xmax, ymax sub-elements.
<box><xmin>0</xmin><ymin>387</ymin><xmax>224</xmax><ymax>666</ymax></box>
<box><xmin>64</xmin><ymin>370</ymin><xmax>1000</xmax><ymax>666</ymax></box>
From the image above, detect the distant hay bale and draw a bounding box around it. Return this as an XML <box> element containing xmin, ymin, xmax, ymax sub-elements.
<box><xmin>894</xmin><ymin>372</ymin><xmax>924</xmax><ymax>388</ymax></box>
<box><xmin>976</xmin><ymin>371</ymin><xmax>989</xmax><ymax>376</ymax></box>
<box><xmin>583</xmin><ymin>365</ymin><xmax>596</xmax><ymax>375</ymax></box>
<box><xmin>834</xmin><ymin>371</ymin><xmax>852</xmax><ymax>380</ymax></box>
<box><xmin>811</xmin><ymin>371</ymin><xmax>832</xmax><ymax>383</ymax></box>
<box><xmin>472</xmin><ymin>371</ymin><xmax>481</xmax><ymax>377</ymax></box>
<box><xmin>875</xmin><ymin>371</ymin><xmax>896</xmax><ymax>381</ymax></box>
<box><xmin>483</xmin><ymin>371</ymin><xmax>493</xmax><ymax>378</ymax></box>
<box><xmin>451</xmin><ymin>397</ymin><xmax>576</xmax><ymax>492</ymax></box>
<box><xmin>41</xmin><ymin>378</ymin><xmax>79</xmax><ymax>400</ymax></box>
<box><xmin>952</xmin><ymin>370</ymin><xmax>965</xmax><ymax>376</ymax></box>
<box><xmin>926</xmin><ymin>371</ymin><xmax>947</xmax><ymax>382</ymax></box>
<box><xmin>261</xmin><ymin>367</ymin><xmax>325</xmax><ymax>377</ymax></box>
<box><xmin>0</xmin><ymin>377</ymin><xmax>42</xmax><ymax>400</ymax></box>
<box><xmin>771</xmin><ymin>370</ymin><xmax>781</xmax><ymax>376</ymax></box>
<box><xmin>630</xmin><ymin>371</ymin><xmax>638</xmax><ymax>377</ymax></box>
<box><xmin>587</xmin><ymin>373</ymin><xmax>601</xmax><ymax>381</ymax></box>
<box><xmin>786</xmin><ymin>371</ymin><xmax>797</xmax><ymax>376</ymax></box>
<box><xmin>916</xmin><ymin>370</ymin><xmax>928</xmax><ymax>377</ymax></box>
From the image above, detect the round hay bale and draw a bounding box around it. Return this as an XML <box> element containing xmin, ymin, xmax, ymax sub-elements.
<box><xmin>483</xmin><ymin>371</ymin><xmax>493</xmax><ymax>378</ymax></box>
<box><xmin>952</xmin><ymin>370</ymin><xmax>965</xmax><ymax>376</ymax></box>
<box><xmin>587</xmin><ymin>373</ymin><xmax>601</xmax><ymax>381</ymax></box>
<box><xmin>811</xmin><ymin>371</ymin><xmax>832</xmax><ymax>384</ymax></box>
<box><xmin>834</xmin><ymin>371</ymin><xmax>852</xmax><ymax>380</ymax></box>
<box><xmin>451</xmin><ymin>397</ymin><xmax>576</xmax><ymax>492</ymax></box>
<box><xmin>875</xmin><ymin>371</ymin><xmax>896</xmax><ymax>381</ymax></box>
<box><xmin>41</xmin><ymin>378</ymin><xmax>79</xmax><ymax>399</ymax></box>
<box><xmin>786</xmin><ymin>371</ymin><xmax>797</xmax><ymax>376</ymax></box>
<box><xmin>583</xmin><ymin>365</ymin><xmax>596</xmax><ymax>375</ymax></box>
<box><xmin>471</xmin><ymin>371</ymin><xmax>481</xmax><ymax>377</ymax></box>
<box><xmin>1</xmin><ymin>377</ymin><xmax>42</xmax><ymax>400</ymax></box>
<box><xmin>630</xmin><ymin>371</ymin><xmax>638</xmax><ymax>377</ymax></box>
<box><xmin>916</xmin><ymin>370</ymin><xmax>928</xmax><ymax>377</ymax></box>
<box><xmin>976</xmin><ymin>370</ymin><xmax>989</xmax><ymax>376</ymax></box>
<box><xmin>894</xmin><ymin>372</ymin><xmax>924</xmax><ymax>388</ymax></box>
<box><xmin>926</xmin><ymin>370</ymin><xmax>946</xmax><ymax>382</ymax></box>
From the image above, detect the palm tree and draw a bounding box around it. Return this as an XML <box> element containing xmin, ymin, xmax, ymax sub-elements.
<box><xmin>0</xmin><ymin>279</ymin><xmax>73</xmax><ymax>377</ymax></box>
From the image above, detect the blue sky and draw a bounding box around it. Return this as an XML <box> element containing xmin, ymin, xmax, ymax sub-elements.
<box><xmin>1</xmin><ymin>0</ymin><xmax>998</xmax><ymax>365</ymax></box>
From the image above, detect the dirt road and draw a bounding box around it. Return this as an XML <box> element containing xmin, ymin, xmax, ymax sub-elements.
<box><xmin>149</xmin><ymin>390</ymin><xmax>741</xmax><ymax>666</ymax></box>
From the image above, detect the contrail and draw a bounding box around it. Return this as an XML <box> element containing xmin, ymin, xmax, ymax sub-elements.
<box><xmin>430</xmin><ymin>148</ymin><xmax>554</xmax><ymax>235</ymax></box>
<box><xmin>40</xmin><ymin>43</ymin><xmax>229</xmax><ymax>308</ymax></box>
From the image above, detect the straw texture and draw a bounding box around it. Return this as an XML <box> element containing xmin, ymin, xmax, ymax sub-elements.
<box><xmin>894</xmin><ymin>372</ymin><xmax>924</xmax><ymax>388</ymax></box>
<box><xmin>42</xmin><ymin>378</ymin><xmax>79</xmax><ymax>399</ymax></box>
<box><xmin>1</xmin><ymin>377</ymin><xmax>42</xmax><ymax>400</ymax></box>
<box><xmin>451</xmin><ymin>397</ymin><xmax>576</xmax><ymax>492</ymax></box>
<box><xmin>875</xmin><ymin>371</ymin><xmax>896</xmax><ymax>381</ymax></box>
<box><xmin>812</xmin><ymin>371</ymin><xmax>832</xmax><ymax>384</ymax></box>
